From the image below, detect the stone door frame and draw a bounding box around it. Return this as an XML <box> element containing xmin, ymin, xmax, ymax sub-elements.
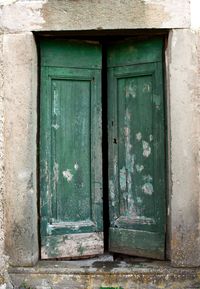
<box><xmin>1</xmin><ymin>0</ymin><xmax>200</xmax><ymax>268</ymax></box>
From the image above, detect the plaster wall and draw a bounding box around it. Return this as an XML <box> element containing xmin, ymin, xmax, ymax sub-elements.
<box><xmin>167</xmin><ymin>29</ymin><xmax>200</xmax><ymax>266</ymax></box>
<box><xmin>0</xmin><ymin>0</ymin><xmax>199</xmax><ymax>279</ymax></box>
<box><xmin>0</xmin><ymin>34</ymin><xmax>6</xmax><ymax>287</ymax></box>
<box><xmin>3</xmin><ymin>33</ymin><xmax>38</xmax><ymax>267</ymax></box>
<box><xmin>0</xmin><ymin>0</ymin><xmax>190</xmax><ymax>33</ymax></box>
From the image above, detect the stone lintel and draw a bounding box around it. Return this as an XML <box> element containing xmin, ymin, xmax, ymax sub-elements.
<box><xmin>0</xmin><ymin>0</ymin><xmax>190</xmax><ymax>33</ymax></box>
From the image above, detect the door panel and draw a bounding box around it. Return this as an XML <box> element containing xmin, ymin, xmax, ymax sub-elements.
<box><xmin>40</xmin><ymin>37</ymin><xmax>166</xmax><ymax>260</ymax></box>
<box><xmin>40</xmin><ymin>40</ymin><xmax>103</xmax><ymax>259</ymax></box>
<box><xmin>108</xmin><ymin>39</ymin><xmax>166</xmax><ymax>259</ymax></box>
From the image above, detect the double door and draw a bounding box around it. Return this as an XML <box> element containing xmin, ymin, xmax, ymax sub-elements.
<box><xmin>40</xmin><ymin>37</ymin><xmax>166</xmax><ymax>260</ymax></box>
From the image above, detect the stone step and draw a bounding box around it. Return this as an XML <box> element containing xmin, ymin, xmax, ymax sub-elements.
<box><xmin>8</xmin><ymin>258</ymin><xmax>200</xmax><ymax>289</ymax></box>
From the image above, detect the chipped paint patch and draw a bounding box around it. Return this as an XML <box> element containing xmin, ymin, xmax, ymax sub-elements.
<box><xmin>142</xmin><ymin>140</ymin><xmax>151</xmax><ymax>157</ymax></box>
<box><xmin>109</xmin><ymin>180</ymin><xmax>115</xmax><ymax>198</ymax></box>
<box><xmin>143</xmin><ymin>82</ymin><xmax>152</xmax><ymax>93</ymax></box>
<box><xmin>74</xmin><ymin>163</ymin><xmax>79</xmax><ymax>170</ymax></box>
<box><xmin>63</xmin><ymin>169</ymin><xmax>73</xmax><ymax>182</ymax></box>
<box><xmin>143</xmin><ymin>175</ymin><xmax>153</xmax><ymax>182</ymax></box>
<box><xmin>120</xmin><ymin>167</ymin><xmax>126</xmax><ymax>191</ymax></box>
<box><xmin>47</xmin><ymin>224</ymin><xmax>53</xmax><ymax>235</ymax></box>
<box><xmin>149</xmin><ymin>134</ymin><xmax>153</xmax><ymax>142</ymax></box>
<box><xmin>127</xmin><ymin>173</ymin><xmax>132</xmax><ymax>196</ymax></box>
<box><xmin>53</xmin><ymin>82</ymin><xmax>60</xmax><ymax>116</ymax></box>
<box><xmin>109</xmin><ymin>180</ymin><xmax>115</xmax><ymax>206</ymax></box>
<box><xmin>126</xmin><ymin>154</ymin><xmax>135</xmax><ymax>174</ymax></box>
<box><xmin>124</xmin><ymin>110</ymin><xmax>134</xmax><ymax>175</ymax></box>
<box><xmin>124</xmin><ymin>127</ymin><xmax>129</xmax><ymax>137</ymax></box>
<box><xmin>125</xmin><ymin>108</ymin><xmax>131</xmax><ymax>121</ymax></box>
<box><xmin>125</xmin><ymin>81</ymin><xmax>136</xmax><ymax>98</ymax></box>
<box><xmin>127</xmin><ymin>193</ymin><xmax>137</xmax><ymax>217</ymax></box>
<box><xmin>53</xmin><ymin>162</ymin><xmax>59</xmax><ymax>190</ymax></box>
<box><xmin>136</xmin><ymin>164</ymin><xmax>144</xmax><ymax>173</ymax></box>
<box><xmin>41</xmin><ymin>232</ymin><xmax>103</xmax><ymax>259</ymax></box>
<box><xmin>142</xmin><ymin>183</ymin><xmax>154</xmax><ymax>195</ymax></box>
<box><xmin>137</xmin><ymin>196</ymin><xmax>142</xmax><ymax>203</ymax></box>
<box><xmin>136</xmin><ymin>132</ymin><xmax>142</xmax><ymax>141</ymax></box>
<box><xmin>52</xmin><ymin>123</ymin><xmax>59</xmax><ymax>130</ymax></box>
<box><xmin>113</xmin><ymin>156</ymin><xmax>117</xmax><ymax>176</ymax></box>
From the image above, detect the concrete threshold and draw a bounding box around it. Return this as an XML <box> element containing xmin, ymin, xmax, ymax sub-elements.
<box><xmin>8</xmin><ymin>256</ymin><xmax>200</xmax><ymax>289</ymax></box>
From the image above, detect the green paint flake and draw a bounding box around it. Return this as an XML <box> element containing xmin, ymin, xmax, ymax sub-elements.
<box><xmin>120</xmin><ymin>167</ymin><xmax>126</xmax><ymax>191</ymax></box>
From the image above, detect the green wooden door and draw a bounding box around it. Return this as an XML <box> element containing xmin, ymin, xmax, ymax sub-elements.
<box><xmin>108</xmin><ymin>39</ymin><xmax>166</xmax><ymax>259</ymax></box>
<box><xmin>40</xmin><ymin>37</ymin><xmax>166</xmax><ymax>260</ymax></box>
<box><xmin>40</xmin><ymin>39</ymin><xmax>103</xmax><ymax>259</ymax></box>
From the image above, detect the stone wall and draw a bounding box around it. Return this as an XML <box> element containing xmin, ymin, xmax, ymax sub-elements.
<box><xmin>3</xmin><ymin>33</ymin><xmax>38</xmax><ymax>267</ymax></box>
<box><xmin>168</xmin><ymin>29</ymin><xmax>200</xmax><ymax>266</ymax></box>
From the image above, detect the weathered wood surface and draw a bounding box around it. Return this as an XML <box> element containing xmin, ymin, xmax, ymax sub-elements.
<box><xmin>40</xmin><ymin>39</ymin><xmax>103</xmax><ymax>259</ymax></box>
<box><xmin>108</xmin><ymin>38</ymin><xmax>166</xmax><ymax>259</ymax></box>
<box><xmin>41</xmin><ymin>232</ymin><xmax>103</xmax><ymax>259</ymax></box>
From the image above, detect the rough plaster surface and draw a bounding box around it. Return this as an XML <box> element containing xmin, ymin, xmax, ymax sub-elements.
<box><xmin>3</xmin><ymin>33</ymin><xmax>38</xmax><ymax>266</ymax></box>
<box><xmin>0</xmin><ymin>34</ymin><xmax>6</xmax><ymax>272</ymax></box>
<box><xmin>0</xmin><ymin>34</ymin><xmax>7</xmax><ymax>289</ymax></box>
<box><xmin>0</xmin><ymin>0</ymin><xmax>190</xmax><ymax>33</ymax></box>
<box><xmin>191</xmin><ymin>0</ymin><xmax>200</xmax><ymax>29</ymax></box>
<box><xmin>168</xmin><ymin>29</ymin><xmax>200</xmax><ymax>266</ymax></box>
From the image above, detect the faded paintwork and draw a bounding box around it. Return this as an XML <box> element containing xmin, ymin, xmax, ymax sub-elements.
<box><xmin>40</xmin><ymin>39</ymin><xmax>103</xmax><ymax>259</ymax></box>
<box><xmin>108</xmin><ymin>39</ymin><xmax>166</xmax><ymax>259</ymax></box>
<box><xmin>40</xmin><ymin>37</ymin><xmax>166</xmax><ymax>260</ymax></box>
<box><xmin>142</xmin><ymin>141</ymin><xmax>151</xmax><ymax>158</ymax></box>
<box><xmin>41</xmin><ymin>232</ymin><xmax>103</xmax><ymax>259</ymax></box>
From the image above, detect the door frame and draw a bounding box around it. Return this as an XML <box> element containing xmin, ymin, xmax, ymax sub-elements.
<box><xmin>5</xmin><ymin>29</ymin><xmax>200</xmax><ymax>267</ymax></box>
<box><xmin>38</xmin><ymin>34</ymin><xmax>168</xmax><ymax>260</ymax></box>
